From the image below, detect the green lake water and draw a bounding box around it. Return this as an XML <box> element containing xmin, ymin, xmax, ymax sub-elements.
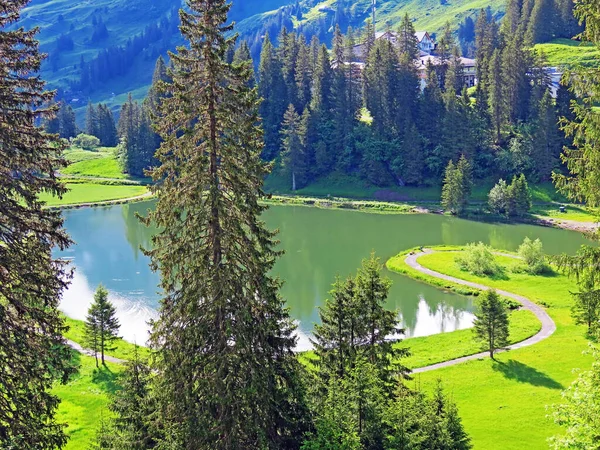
<box><xmin>59</xmin><ymin>201</ymin><xmax>591</xmax><ymax>349</ymax></box>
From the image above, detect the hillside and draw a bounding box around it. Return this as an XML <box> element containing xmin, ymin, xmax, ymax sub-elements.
<box><xmin>21</xmin><ymin>0</ymin><xmax>506</xmax><ymax>115</ymax></box>
<box><xmin>19</xmin><ymin>0</ymin><xmax>292</xmax><ymax>115</ymax></box>
<box><xmin>238</xmin><ymin>0</ymin><xmax>506</xmax><ymax>39</ymax></box>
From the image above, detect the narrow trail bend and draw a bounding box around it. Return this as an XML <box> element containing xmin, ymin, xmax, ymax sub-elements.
<box><xmin>404</xmin><ymin>249</ymin><xmax>556</xmax><ymax>374</ymax></box>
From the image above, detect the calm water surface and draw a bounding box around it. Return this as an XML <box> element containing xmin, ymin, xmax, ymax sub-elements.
<box><xmin>58</xmin><ymin>201</ymin><xmax>591</xmax><ymax>350</ymax></box>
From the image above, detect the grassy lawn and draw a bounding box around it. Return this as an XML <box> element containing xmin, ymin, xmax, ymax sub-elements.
<box><xmin>63</xmin><ymin>155</ymin><xmax>126</xmax><ymax>179</ymax></box>
<box><xmin>39</xmin><ymin>183</ymin><xmax>148</xmax><ymax>207</ymax></box>
<box><xmin>388</xmin><ymin>247</ymin><xmax>593</xmax><ymax>449</ymax></box>
<box><xmin>53</xmin><ymin>353</ymin><xmax>123</xmax><ymax>450</ymax></box>
<box><xmin>534</xmin><ymin>38</ymin><xmax>600</xmax><ymax>68</ymax></box>
<box><xmin>64</xmin><ymin>317</ymin><xmax>150</xmax><ymax>361</ymax></box>
<box><xmin>62</xmin><ymin>146</ymin><xmax>133</xmax><ymax>180</ymax></box>
<box><xmin>403</xmin><ymin>309</ymin><xmax>540</xmax><ymax>369</ymax></box>
<box><xmin>532</xmin><ymin>203</ymin><xmax>598</xmax><ymax>222</ymax></box>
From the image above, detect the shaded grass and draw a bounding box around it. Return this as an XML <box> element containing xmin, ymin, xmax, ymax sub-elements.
<box><xmin>64</xmin><ymin>316</ymin><xmax>150</xmax><ymax>361</ymax></box>
<box><xmin>39</xmin><ymin>183</ymin><xmax>148</xmax><ymax>207</ymax></box>
<box><xmin>53</xmin><ymin>352</ymin><xmax>123</xmax><ymax>450</ymax></box>
<box><xmin>388</xmin><ymin>246</ymin><xmax>593</xmax><ymax>449</ymax></box>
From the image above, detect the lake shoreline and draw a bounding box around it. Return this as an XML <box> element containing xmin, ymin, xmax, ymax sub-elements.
<box><xmin>47</xmin><ymin>188</ymin><xmax>598</xmax><ymax>234</ymax></box>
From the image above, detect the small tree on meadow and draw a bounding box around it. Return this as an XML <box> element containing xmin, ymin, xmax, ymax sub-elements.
<box><xmin>517</xmin><ymin>237</ymin><xmax>548</xmax><ymax>274</ymax></box>
<box><xmin>85</xmin><ymin>285</ymin><xmax>120</xmax><ymax>366</ymax></box>
<box><xmin>473</xmin><ymin>289</ymin><xmax>509</xmax><ymax>359</ymax></box>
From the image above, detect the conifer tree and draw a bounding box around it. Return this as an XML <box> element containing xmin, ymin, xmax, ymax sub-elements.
<box><xmin>0</xmin><ymin>1</ymin><xmax>76</xmax><ymax>446</ymax></box>
<box><xmin>85</xmin><ymin>285</ymin><xmax>120</xmax><ymax>366</ymax></box>
<box><xmin>86</xmin><ymin>101</ymin><xmax>99</xmax><ymax>137</ymax></box>
<box><xmin>95</xmin><ymin>346</ymin><xmax>157</xmax><ymax>449</ymax></box>
<box><xmin>58</xmin><ymin>101</ymin><xmax>77</xmax><ymax>139</ymax></box>
<box><xmin>97</xmin><ymin>104</ymin><xmax>118</xmax><ymax>147</ymax></box>
<box><xmin>258</xmin><ymin>33</ymin><xmax>287</xmax><ymax>160</ymax></box>
<box><xmin>312</xmin><ymin>276</ymin><xmax>358</xmax><ymax>380</ymax></box>
<box><xmin>355</xmin><ymin>253</ymin><xmax>408</xmax><ymax>388</ymax></box>
<box><xmin>473</xmin><ymin>289</ymin><xmax>509</xmax><ymax>359</ymax></box>
<box><xmin>280</xmin><ymin>104</ymin><xmax>307</xmax><ymax>191</ymax></box>
<box><xmin>294</xmin><ymin>35</ymin><xmax>312</xmax><ymax>111</ymax></box>
<box><xmin>531</xmin><ymin>89</ymin><xmax>560</xmax><ymax>180</ymax></box>
<box><xmin>526</xmin><ymin>0</ymin><xmax>557</xmax><ymax>44</ymax></box>
<box><xmin>487</xmin><ymin>49</ymin><xmax>505</xmax><ymax>143</ymax></box>
<box><xmin>508</xmin><ymin>173</ymin><xmax>532</xmax><ymax>216</ymax></box>
<box><xmin>144</xmin><ymin>1</ymin><xmax>309</xmax><ymax>447</ymax></box>
<box><xmin>397</xmin><ymin>13</ymin><xmax>419</xmax><ymax>59</ymax></box>
<box><xmin>145</xmin><ymin>56</ymin><xmax>169</xmax><ymax>117</ymax></box>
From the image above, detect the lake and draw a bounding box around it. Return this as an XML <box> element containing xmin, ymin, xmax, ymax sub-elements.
<box><xmin>58</xmin><ymin>201</ymin><xmax>591</xmax><ymax>350</ymax></box>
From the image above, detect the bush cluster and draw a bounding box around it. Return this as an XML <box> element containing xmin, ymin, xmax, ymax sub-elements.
<box><xmin>456</xmin><ymin>242</ymin><xmax>502</xmax><ymax>276</ymax></box>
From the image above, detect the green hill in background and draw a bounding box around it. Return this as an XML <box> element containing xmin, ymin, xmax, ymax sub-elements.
<box><xmin>21</xmin><ymin>0</ymin><xmax>511</xmax><ymax>116</ymax></box>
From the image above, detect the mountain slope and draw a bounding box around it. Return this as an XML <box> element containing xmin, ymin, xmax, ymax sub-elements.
<box><xmin>21</xmin><ymin>0</ymin><xmax>506</xmax><ymax>115</ymax></box>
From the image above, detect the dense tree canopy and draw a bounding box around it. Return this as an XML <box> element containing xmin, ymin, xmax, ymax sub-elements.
<box><xmin>0</xmin><ymin>1</ymin><xmax>76</xmax><ymax>447</ymax></box>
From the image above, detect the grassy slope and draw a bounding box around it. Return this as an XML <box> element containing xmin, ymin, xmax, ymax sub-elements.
<box><xmin>267</xmin><ymin>171</ymin><xmax>567</xmax><ymax>203</ymax></box>
<box><xmin>63</xmin><ymin>317</ymin><xmax>151</xmax><ymax>361</ymax></box>
<box><xmin>20</xmin><ymin>0</ymin><xmax>290</xmax><ymax>114</ymax></box>
<box><xmin>535</xmin><ymin>38</ymin><xmax>600</xmax><ymax>68</ymax></box>
<box><xmin>239</xmin><ymin>0</ymin><xmax>506</xmax><ymax>38</ymax></box>
<box><xmin>62</xmin><ymin>147</ymin><xmax>126</xmax><ymax>179</ymax></box>
<box><xmin>388</xmin><ymin>247</ymin><xmax>593</xmax><ymax>449</ymax></box>
<box><xmin>53</xmin><ymin>353</ymin><xmax>123</xmax><ymax>450</ymax></box>
<box><xmin>39</xmin><ymin>183</ymin><xmax>148</xmax><ymax>206</ymax></box>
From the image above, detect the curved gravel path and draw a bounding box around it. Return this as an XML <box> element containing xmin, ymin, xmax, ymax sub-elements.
<box><xmin>405</xmin><ymin>249</ymin><xmax>556</xmax><ymax>374</ymax></box>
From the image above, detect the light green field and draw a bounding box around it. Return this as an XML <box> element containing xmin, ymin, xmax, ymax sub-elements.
<box><xmin>53</xmin><ymin>353</ymin><xmax>123</xmax><ymax>450</ymax></box>
<box><xmin>63</xmin><ymin>156</ymin><xmax>125</xmax><ymax>179</ymax></box>
<box><xmin>388</xmin><ymin>247</ymin><xmax>593</xmax><ymax>449</ymax></box>
<box><xmin>532</xmin><ymin>203</ymin><xmax>598</xmax><ymax>222</ymax></box>
<box><xmin>39</xmin><ymin>183</ymin><xmax>148</xmax><ymax>207</ymax></box>
<box><xmin>63</xmin><ymin>317</ymin><xmax>150</xmax><ymax>361</ymax></box>
<box><xmin>403</xmin><ymin>308</ymin><xmax>540</xmax><ymax>369</ymax></box>
<box><xmin>535</xmin><ymin>38</ymin><xmax>600</xmax><ymax>68</ymax></box>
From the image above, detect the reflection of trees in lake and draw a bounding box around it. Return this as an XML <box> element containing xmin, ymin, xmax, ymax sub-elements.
<box><xmin>121</xmin><ymin>201</ymin><xmax>156</xmax><ymax>260</ymax></box>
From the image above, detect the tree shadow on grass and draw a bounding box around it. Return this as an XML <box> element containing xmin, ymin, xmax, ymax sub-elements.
<box><xmin>92</xmin><ymin>365</ymin><xmax>120</xmax><ymax>395</ymax></box>
<box><xmin>492</xmin><ymin>359</ymin><xmax>564</xmax><ymax>390</ymax></box>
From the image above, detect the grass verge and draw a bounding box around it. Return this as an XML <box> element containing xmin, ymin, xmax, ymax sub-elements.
<box><xmin>387</xmin><ymin>246</ymin><xmax>593</xmax><ymax>449</ymax></box>
<box><xmin>40</xmin><ymin>183</ymin><xmax>148</xmax><ymax>207</ymax></box>
<box><xmin>63</xmin><ymin>316</ymin><xmax>150</xmax><ymax>361</ymax></box>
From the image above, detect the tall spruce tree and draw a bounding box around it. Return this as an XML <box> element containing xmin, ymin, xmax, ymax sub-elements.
<box><xmin>258</xmin><ymin>33</ymin><xmax>287</xmax><ymax>160</ymax></box>
<box><xmin>95</xmin><ymin>346</ymin><xmax>157</xmax><ymax>449</ymax></box>
<box><xmin>84</xmin><ymin>285</ymin><xmax>120</xmax><ymax>366</ymax></box>
<box><xmin>473</xmin><ymin>289</ymin><xmax>509</xmax><ymax>359</ymax></box>
<box><xmin>144</xmin><ymin>1</ymin><xmax>309</xmax><ymax>447</ymax></box>
<box><xmin>280</xmin><ymin>104</ymin><xmax>307</xmax><ymax>191</ymax></box>
<box><xmin>0</xmin><ymin>1</ymin><xmax>76</xmax><ymax>447</ymax></box>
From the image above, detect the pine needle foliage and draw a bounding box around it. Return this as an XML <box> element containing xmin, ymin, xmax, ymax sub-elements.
<box><xmin>473</xmin><ymin>290</ymin><xmax>510</xmax><ymax>359</ymax></box>
<box><xmin>142</xmin><ymin>1</ymin><xmax>309</xmax><ymax>447</ymax></box>
<box><xmin>0</xmin><ymin>1</ymin><xmax>76</xmax><ymax>448</ymax></box>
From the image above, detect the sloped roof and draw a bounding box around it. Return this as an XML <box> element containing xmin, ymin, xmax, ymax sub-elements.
<box><xmin>415</xmin><ymin>31</ymin><xmax>428</xmax><ymax>42</ymax></box>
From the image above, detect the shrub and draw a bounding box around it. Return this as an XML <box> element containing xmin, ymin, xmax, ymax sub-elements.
<box><xmin>517</xmin><ymin>237</ymin><xmax>548</xmax><ymax>274</ymax></box>
<box><xmin>487</xmin><ymin>174</ymin><xmax>532</xmax><ymax>217</ymax></box>
<box><xmin>488</xmin><ymin>179</ymin><xmax>509</xmax><ymax>214</ymax></box>
<box><xmin>71</xmin><ymin>133</ymin><xmax>100</xmax><ymax>151</ymax></box>
<box><xmin>456</xmin><ymin>242</ymin><xmax>502</xmax><ymax>276</ymax></box>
